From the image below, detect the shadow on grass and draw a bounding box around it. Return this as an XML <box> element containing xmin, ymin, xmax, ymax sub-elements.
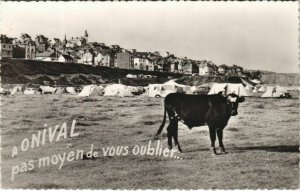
<box><xmin>233</xmin><ymin>145</ymin><xmax>299</xmax><ymax>153</ymax></box>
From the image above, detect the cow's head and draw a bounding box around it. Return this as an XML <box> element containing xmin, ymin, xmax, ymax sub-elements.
<box><xmin>226</xmin><ymin>93</ymin><xmax>245</xmax><ymax>116</ymax></box>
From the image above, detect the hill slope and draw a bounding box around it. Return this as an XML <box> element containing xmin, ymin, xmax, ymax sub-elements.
<box><xmin>1</xmin><ymin>60</ymin><xmax>183</xmax><ymax>86</ymax></box>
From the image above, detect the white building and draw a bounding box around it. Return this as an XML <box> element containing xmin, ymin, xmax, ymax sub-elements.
<box><xmin>81</xmin><ymin>50</ymin><xmax>95</xmax><ymax>65</ymax></box>
<box><xmin>199</xmin><ymin>62</ymin><xmax>211</xmax><ymax>76</ymax></box>
<box><xmin>95</xmin><ymin>52</ymin><xmax>111</xmax><ymax>67</ymax></box>
<box><xmin>133</xmin><ymin>57</ymin><xmax>154</xmax><ymax>71</ymax></box>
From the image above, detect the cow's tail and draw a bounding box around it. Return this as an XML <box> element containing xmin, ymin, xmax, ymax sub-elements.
<box><xmin>154</xmin><ymin>106</ymin><xmax>167</xmax><ymax>140</ymax></box>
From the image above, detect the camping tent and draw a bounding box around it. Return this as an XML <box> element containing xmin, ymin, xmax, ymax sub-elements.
<box><xmin>39</xmin><ymin>86</ymin><xmax>57</xmax><ymax>94</ymax></box>
<box><xmin>54</xmin><ymin>87</ymin><xmax>67</xmax><ymax>94</ymax></box>
<box><xmin>146</xmin><ymin>84</ymin><xmax>174</xmax><ymax>97</ymax></box>
<box><xmin>66</xmin><ymin>87</ymin><xmax>76</xmax><ymax>94</ymax></box>
<box><xmin>10</xmin><ymin>86</ymin><xmax>22</xmax><ymax>95</ymax></box>
<box><xmin>78</xmin><ymin>85</ymin><xmax>104</xmax><ymax>97</ymax></box>
<box><xmin>261</xmin><ymin>86</ymin><xmax>288</xmax><ymax>98</ymax></box>
<box><xmin>258</xmin><ymin>86</ymin><xmax>266</xmax><ymax>92</ymax></box>
<box><xmin>104</xmin><ymin>84</ymin><xmax>133</xmax><ymax>97</ymax></box>
<box><xmin>240</xmin><ymin>77</ymin><xmax>255</xmax><ymax>89</ymax></box>
<box><xmin>208</xmin><ymin>83</ymin><xmax>251</xmax><ymax>96</ymax></box>
<box><xmin>24</xmin><ymin>88</ymin><xmax>37</xmax><ymax>95</ymax></box>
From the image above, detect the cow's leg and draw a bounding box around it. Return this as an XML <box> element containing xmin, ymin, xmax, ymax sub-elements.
<box><xmin>172</xmin><ymin>118</ymin><xmax>182</xmax><ymax>153</ymax></box>
<box><xmin>208</xmin><ymin>126</ymin><xmax>217</xmax><ymax>155</ymax></box>
<box><xmin>167</xmin><ymin>122</ymin><xmax>173</xmax><ymax>150</ymax></box>
<box><xmin>217</xmin><ymin>128</ymin><xmax>226</xmax><ymax>154</ymax></box>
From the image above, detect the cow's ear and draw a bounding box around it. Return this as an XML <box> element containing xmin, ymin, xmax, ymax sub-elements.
<box><xmin>238</xmin><ymin>96</ymin><xmax>245</xmax><ymax>103</ymax></box>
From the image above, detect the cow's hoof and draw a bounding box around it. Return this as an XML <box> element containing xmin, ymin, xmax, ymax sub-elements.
<box><xmin>210</xmin><ymin>147</ymin><xmax>218</xmax><ymax>155</ymax></box>
<box><xmin>174</xmin><ymin>145</ymin><xmax>182</xmax><ymax>153</ymax></box>
<box><xmin>220</xmin><ymin>147</ymin><xmax>227</xmax><ymax>154</ymax></box>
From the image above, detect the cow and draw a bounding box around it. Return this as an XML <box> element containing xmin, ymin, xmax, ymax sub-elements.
<box><xmin>154</xmin><ymin>92</ymin><xmax>245</xmax><ymax>155</ymax></box>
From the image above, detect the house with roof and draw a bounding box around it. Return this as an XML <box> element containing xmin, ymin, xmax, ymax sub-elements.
<box><xmin>0</xmin><ymin>34</ymin><xmax>13</xmax><ymax>59</ymax></box>
<box><xmin>170</xmin><ymin>58</ymin><xmax>184</xmax><ymax>73</ymax></box>
<box><xmin>182</xmin><ymin>60</ymin><xmax>199</xmax><ymax>74</ymax></box>
<box><xmin>218</xmin><ymin>65</ymin><xmax>227</xmax><ymax>75</ymax></box>
<box><xmin>19</xmin><ymin>33</ymin><xmax>32</xmax><ymax>44</ymax></box>
<box><xmin>199</xmin><ymin>61</ymin><xmax>214</xmax><ymax>76</ymax></box>
<box><xmin>66</xmin><ymin>30</ymin><xmax>88</xmax><ymax>48</ymax></box>
<box><xmin>35</xmin><ymin>35</ymin><xmax>49</xmax><ymax>52</ymax></box>
<box><xmin>95</xmin><ymin>50</ymin><xmax>111</xmax><ymax>67</ymax></box>
<box><xmin>25</xmin><ymin>40</ymin><xmax>36</xmax><ymax>60</ymax></box>
<box><xmin>49</xmin><ymin>38</ymin><xmax>62</xmax><ymax>49</ymax></box>
<box><xmin>133</xmin><ymin>56</ymin><xmax>154</xmax><ymax>71</ymax></box>
<box><xmin>81</xmin><ymin>49</ymin><xmax>95</xmax><ymax>65</ymax></box>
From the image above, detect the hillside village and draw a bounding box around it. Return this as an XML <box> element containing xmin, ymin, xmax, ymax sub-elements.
<box><xmin>0</xmin><ymin>31</ymin><xmax>247</xmax><ymax>77</ymax></box>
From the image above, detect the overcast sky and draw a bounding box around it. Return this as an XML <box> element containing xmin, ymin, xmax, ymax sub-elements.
<box><xmin>1</xmin><ymin>2</ymin><xmax>298</xmax><ymax>73</ymax></box>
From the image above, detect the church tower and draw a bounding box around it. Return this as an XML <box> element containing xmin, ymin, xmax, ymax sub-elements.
<box><xmin>63</xmin><ymin>34</ymin><xmax>67</xmax><ymax>51</ymax></box>
<box><xmin>84</xmin><ymin>30</ymin><xmax>88</xmax><ymax>43</ymax></box>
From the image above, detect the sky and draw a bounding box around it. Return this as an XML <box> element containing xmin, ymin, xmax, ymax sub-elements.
<box><xmin>1</xmin><ymin>1</ymin><xmax>298</xmax><ymax>73</ymax></box>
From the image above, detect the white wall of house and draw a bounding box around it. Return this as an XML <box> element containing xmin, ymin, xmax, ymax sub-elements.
<box><xmin>146</xmin><ymin>59</ymin><xmax>154</xmax><ymax>71</ymax></box>
<box><xmin>133</xmin><ymin>57</ymin><xmax>154</xmax><ymax>71</ymax></box>
<box><xmin>199</xmin><ymin>66</ymin><xmax>210</xmax><ymax>76</ymax></box>
<box><xmin>133</xmin><ymin>57</ymin><xmax>146</xmax><ymax>70</ymax></box>
<box><xmin>95</xmin><ymin>53</ymin><xmax>110</xmax><ymax>67</ymax></box>
<box><xmin>82</xmin><ymin>52</ymin><xmax>94</xmax><ymax>65</ymax></box>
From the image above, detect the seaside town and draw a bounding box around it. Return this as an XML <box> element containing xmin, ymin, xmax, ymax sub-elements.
<box><xmin>0</xmin><ymin>31</ymin><xmax>245</xmax><ymax>77</ymax></box>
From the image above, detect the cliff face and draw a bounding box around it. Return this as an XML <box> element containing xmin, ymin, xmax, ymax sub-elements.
<box><xmin>260</xmin><ymin>72</ymin><xmax>299</xmax><ymax>86</ymax></box>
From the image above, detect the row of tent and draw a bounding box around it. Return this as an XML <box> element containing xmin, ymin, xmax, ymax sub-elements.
<box><xmin>208</xmin><ymin>83</ymin><xmax>291</xmax><ymax>98</ymax></box>
<box><xmin>145</xmin><ymin>81</ymin><xmax>292</xmax><ymax>98</ymax></box>
<box><xmin>8</xmin><ymin>84</ymin><xmax>141</xmax><ymax>98</ymax></box>
<box><xmin>5</xmin><ymin>80</ymin><xmax>293</xmax><ymax>98</ymax></box>
<box><xmin>78</xmin><ymin>84</ymin><xmax>137</xmax><ymax>97</ymax></box>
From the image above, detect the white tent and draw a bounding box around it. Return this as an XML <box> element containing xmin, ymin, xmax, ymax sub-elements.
<box><xmin>258</xmin><ymin>86</ymin><xmax>266</xmax><ymax>92</ymax></box>
<box><xmin>78</xmin><ymin>85</ymin><xmax>104</xmax><ymax>97</ymax></box>
<box><xmin>207</xmin><ymin>83</ymin><xmax>227</xmax><ymax>95</ymax></box>
<box><xmin>66</xmin><ymin>87</ymin><xmax>76</xmax><ymax>94</ymax></box>
<box><xmin>126</xmin><ymin>74</ymin><xmax>137</xmax><ymax>79</ymax></box>
<box><xmin>163</xmin><ymin>80</ymin><xmax>186</xmax><ymax>88</ymax></box>
<box><xmin>252</xmin><ymin>87</ymin><xmax>258</xmax><ymax>93</ymax></box>
<box><xmin>10</xmin><ymin>86</ymin><xmax>22</xmax><ymax>95</ymax></box>
<box><xmin>208</xmin><ymin>83</ymin><xmax>251</xmax><ymax>96</ymax></box>
<box><xmin>261</xmin><ymin>86</ymin><xmax>288</xmax><ymax>98</ymax></box>
<box><xmin>104</xmin><ymin>84</ymin><xmax>133</xmax><ymax>97</ymax></box>
<box><xmin>163</xmin><ymin>80</ymin><xmax>191</xmax><ymax>93</ymax></box>
<box><xmin>54</xmin><ymin>87</ymin><xmax>67</xmax><ymax>94</ymax></box>
<box><xmin>39</xmin><ymin>86</ymin><xmax>57</xmax><ymax>94</ymax></box>
<box><xmin>24</xmin><ymin>88</ymin><xmax>37</xmax><ymax>95</ymax></box>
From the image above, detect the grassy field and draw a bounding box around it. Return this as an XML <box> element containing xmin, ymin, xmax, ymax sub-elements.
<box><xmin>1</xmin><ymin>94</ymin><xmax>299</xmax><ymax>189</ymax></box>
